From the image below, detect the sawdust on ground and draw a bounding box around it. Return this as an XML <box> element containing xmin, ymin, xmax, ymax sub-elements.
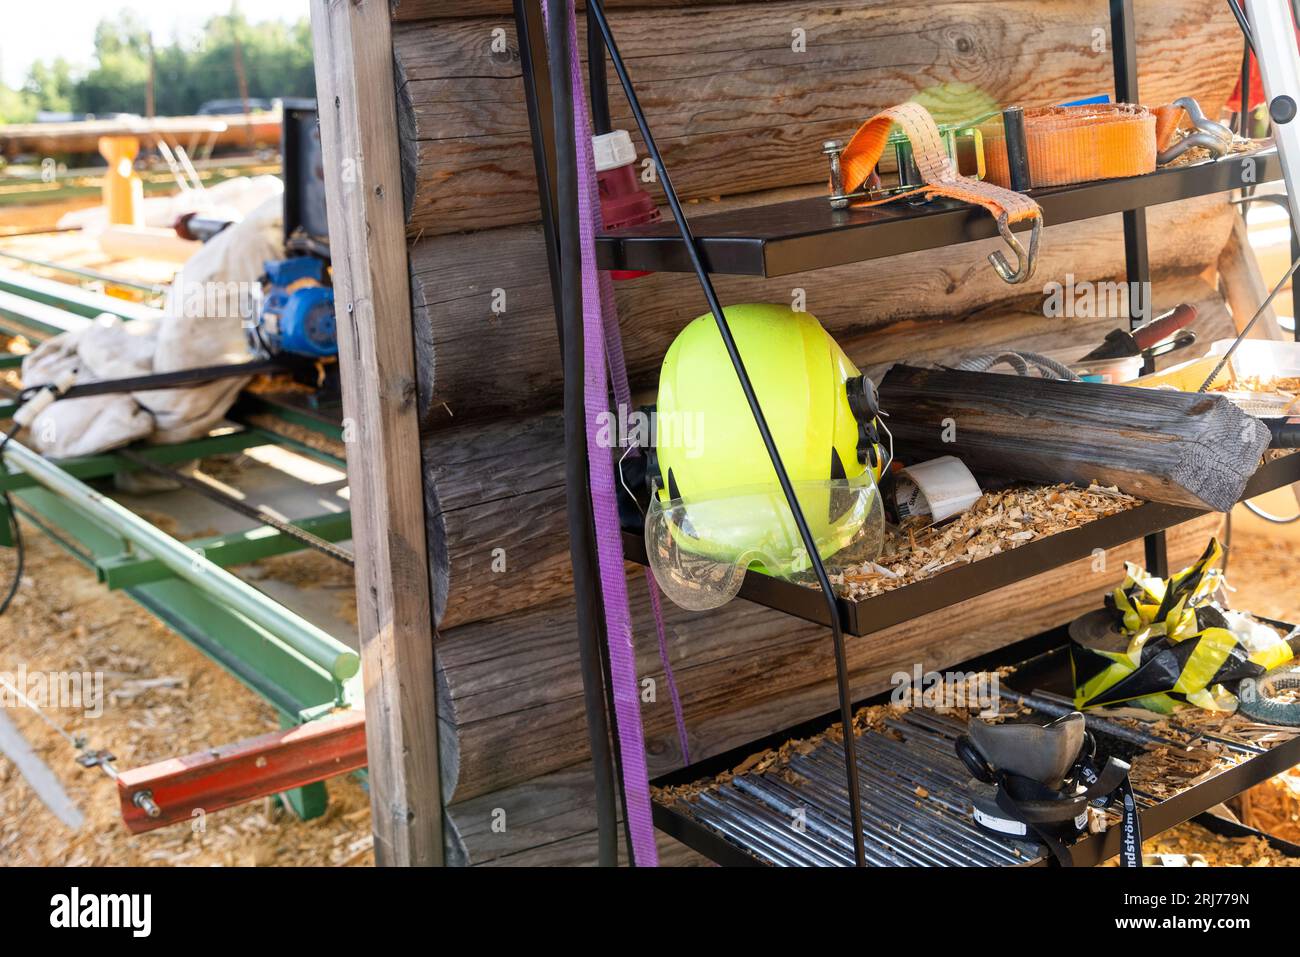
<box><xmin>0</xmin><ymin>522</ymin><xmax>373</xmax><ymax>866</ymax></box>
<box><xmin>250</xmin><ymin>549</ymin><xmax>358</xmax><ymax>627</ymax></box>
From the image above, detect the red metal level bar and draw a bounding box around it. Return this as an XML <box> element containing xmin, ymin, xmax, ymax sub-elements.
<box><xmin>116</xmin><ymin>709</ymin><xmax>367</xmax><ymax>833</ymax></box>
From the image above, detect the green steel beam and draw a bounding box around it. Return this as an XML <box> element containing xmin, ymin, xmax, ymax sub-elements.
<box><xmin>0</xmin><ymin>267</ymin><xmax>159</xmax><ymax>323</ymax></box>
<box><xmin>0</xmin><ymin>354</ymin><xmax>25</xmax><ymax>370</ymax></box>
<box><xmin>97</xmin><ymin>511</ymin><xmax>352</xmax><ymax>589</ymax></box>
<box><xmin>246</xmin><ymin>427</ymin><xmax>347</xmax><ymax>469</ymax></box>
<box><xmin>0</xmin><ymin>436</ymin><xmax>359</xmax><ymax>683</ymax></box>
<box><xmin>10</xmin><ymin>490</ymin><xmax>346</xmax><ymax>721</ymax></box>
<box><xmin>0</xmin><ymin>288</ymin><xmax>93</xmax><ymax>339</ymax></box>
<box><xmin>0</xmin><ymin>251</ymin><xmax>165</xmax><ymax>297</ymax></box>
<box><xmin>232</xmin><ymin>393</ymin><xmax>345</xmax><ymax>442</ymax></box>
<box><xmin>0</xmin><ymin>428</ymin><xmax>275</xmax><ymax>492</ymax></box>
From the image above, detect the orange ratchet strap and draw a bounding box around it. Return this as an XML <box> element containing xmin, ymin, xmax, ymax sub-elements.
<box><xmin>982</xmin><ymin>104</ymin><xmax>1156</xmax><ymax>188</ymax></box>
<box><xmin>981</xmin><ymin>100</ymin><xmax>1232</xmax><ymax>189</ymax></box>
<box><xmin>837</xmin><ymin>102</ymin><xmax>1042</xmax><ymax>284</ymax></box>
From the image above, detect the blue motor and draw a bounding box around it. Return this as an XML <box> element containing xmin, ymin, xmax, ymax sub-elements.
<box><xmin>256</xmin><ymin>256</ymin><xmax>338</xmax><ymax>359</ymax></box>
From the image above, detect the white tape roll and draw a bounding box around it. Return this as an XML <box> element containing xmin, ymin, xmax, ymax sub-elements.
<box><xmin>894</xmin><ymin>455</ymin><xmax>982</xmax><ymax>523</ymax></box>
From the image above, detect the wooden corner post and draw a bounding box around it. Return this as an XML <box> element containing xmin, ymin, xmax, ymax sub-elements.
<box><xmin>309</xmin><ymin>0</ymin><xmax>443</xmax><ymax>865</ymax></box>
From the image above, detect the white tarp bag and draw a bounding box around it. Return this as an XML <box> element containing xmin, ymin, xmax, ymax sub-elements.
<box><xmin>21</xmin><ymin>192</ymin><xmax>284</xmax><ymax>459</ymax></box>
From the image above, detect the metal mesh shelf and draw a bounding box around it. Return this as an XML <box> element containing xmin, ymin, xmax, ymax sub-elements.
<box><xmin>654</xmin><ymin>640</ymin><xmax>1300</xmax><ymax>866</ymax></box>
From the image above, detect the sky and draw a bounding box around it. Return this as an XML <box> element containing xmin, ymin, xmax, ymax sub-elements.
<box><xmin>0</xmin><ymin>1</ymin><xmax>311</xmax><ymax>88</ymax></box>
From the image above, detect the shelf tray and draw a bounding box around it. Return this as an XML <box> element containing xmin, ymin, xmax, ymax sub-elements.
<box><xmin>597</xmin><ymin>148</ymin><xmax>1280</xmax><ymax>277</ymax></box>
<box><xmin>625</xmin><ymin>453</ymin><xmax>1300</xmax><ymax>637</ymax></box>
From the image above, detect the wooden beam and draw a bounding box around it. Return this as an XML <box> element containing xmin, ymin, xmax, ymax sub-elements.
<box><xmin>310</xmin><ymin>0</ymin><xmax>444</xmax><ymax>866</ymax></box>
<box><xmin>433</xmin><ymin>515</ymin><xmax>1222</xmax><ymax>804</ymax></box>
<box><xmin>1217</xmin><ymin>211</ymin><xmax>1287</xmax><ymax>340</ymax></box>
<box><xmin>879</xmin><ymin>364</ymin><xmax>1271</xmax><ymax>512</ymax></box>
<box><xmin>407</xmin><ymin>192</ymin><xmax>1237</xmax><ymax>430</ymax></box>
<box><xmin>393</xmin><ymin>0</ymin><xmax>768</xmax><ymax>19</ymax></box>
<box><xmin>416</xmin><ymin>277</ymin><xmax>1236</xmax><ymax>633</ymax></box>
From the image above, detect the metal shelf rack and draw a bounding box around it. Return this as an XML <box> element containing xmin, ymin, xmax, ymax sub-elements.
<box><xmin>597</xmin><ymin>148</ymin><xmax>1282</xmax><ymax>278</ymax></box>
<box><xmin>623</xmin><ymin>453</ymin><xmax>1300</xmax><ymax>635</ymax></box>
<box><xmin>516</xmin><ymin>0</ymin><xmax>1293</xmax><ymax>866</ymax></box>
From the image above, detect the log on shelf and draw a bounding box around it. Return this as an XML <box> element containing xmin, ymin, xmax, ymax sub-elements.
<box><xmin>433</xmin><ymin>514</ymin><xmax>1222</xmax><ymax>804</ymax></box>
<box><xmin>391</xmin><ymin>0</ymin><xmax>1243</xmax><ymax>237</ymax></box>
<box><xmin>408</xmin><ymin>191</ymin><xmax>1238</xmax><ymax>430</ymax></box>
<box><xmin>878</xmin><ymin>364</ymin><xmax>1271</xmax><ymax>511</ymax></box>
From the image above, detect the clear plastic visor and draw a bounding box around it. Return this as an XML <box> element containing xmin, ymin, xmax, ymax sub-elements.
<box><xmin>645</xmin><ymin>472</ymin><xmax>885</xmax><ymax>611</ymax></box>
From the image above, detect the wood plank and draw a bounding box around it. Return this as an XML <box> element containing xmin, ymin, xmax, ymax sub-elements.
<box><xmin>476</xmin><ymin>819</ymin><xmax>709</xmax><ymax>866</ymax></box>
<box><xmin>441</xmin><ymin>761</ymin><xmax>710</xmax><ymax>864</ymax></box>
<box><xmin>1217</xmin><ymin>211</ymin><xmax>1287</xmax><ymax>341</ymax></box>
<box><xmin>409</xmin><ymin>191</ymin><xmax>1237</xmax><ymax>430</ymax></box>
<box><xmin>310</xmin><ymin>0</ymin><xmax>444</xmax><ymax>866</ymax></box>
<box><xmin>434</xmin><ymin>514</ymin><xmax>1221</xmax><ymax>801</ymax></box>
<box><xmin>393</xmin><ymin>0</ymin><xmax>1243</xmax><ymax>236</ymax></box>
<box><xmin>0</xmin><ymin>708</ymin><xmax>84</xmax><ymax>831</ymax></box>
<box><xmin>878</xmin><ymin>364</ymin><xmax>1271</xmax><ymax>511</ymax></box>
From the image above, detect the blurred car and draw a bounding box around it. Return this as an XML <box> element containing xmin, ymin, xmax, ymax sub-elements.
<box><xmin>197</xmin><ymin>98</ymin><xmax>273</xmax><ymax>115</ymax></box>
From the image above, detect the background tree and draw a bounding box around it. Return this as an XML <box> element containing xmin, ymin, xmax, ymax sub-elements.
<box><xmin>0</xmin><ymin>9</ymin><xmax>315</xmax><ymax>123</ymax></box>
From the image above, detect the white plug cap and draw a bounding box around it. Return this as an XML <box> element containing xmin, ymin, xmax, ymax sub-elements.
<box><xmin>592</xmin><ymin>130</ymin><xmax>637</xmax><ymax>172</ymax></box>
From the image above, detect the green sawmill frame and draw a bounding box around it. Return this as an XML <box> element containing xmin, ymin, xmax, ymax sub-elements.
<box><xmin>0</xmin><ymin>271</ymin><xmax>360</xmax><ymax>819</ymax></box>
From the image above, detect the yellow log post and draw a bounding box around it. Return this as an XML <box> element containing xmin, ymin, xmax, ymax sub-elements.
<box><xmin>97</xmin><ymin>135</ymin><xmax>143</xmax><ymax>226</ymax></box>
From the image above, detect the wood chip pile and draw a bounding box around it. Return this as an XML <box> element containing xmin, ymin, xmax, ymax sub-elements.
<box><xmin>1210</xmin><ymin>375</ymin><xmax>1300</xmax><ymax>397</ymax></box>
<box><xmin>835</xmin><ymin>483</ymin><xmax>1140</xmax><ymax>599</ymax></box>
<box><xmin>1114</xmin><ymin>822</ymin><xmax>1300</xmax><ymax>867</ymax></box>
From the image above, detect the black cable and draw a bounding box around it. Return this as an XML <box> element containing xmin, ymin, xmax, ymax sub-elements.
<box><xmin>587</xmin><ymin>0</ymin><xmax>869</xmax><ymax>867</ymax></box>
<box><xmin>0</xmin><ymin>427</ymin><xmax>26</xmax><ymax>616</ymax></box>
<box><xmin>547</xmin><ymin>0</ymin><xmax>622</xmax><ymax>869</ymax></box>
<box><xmin>1227</xmin><ymin>0</ymin><xmax>1256</xmax><ymax>53</ymax></box>
<box><xmin>0</xmin><ymin>493</ymin><xmax>25</xmax><ymax>617</ymax></box>
<box><xmin>587</xmin><ymin>11</ymin><xmax>612</xmax><ymax>135</ymax></box>
<box><xmin>1239</xmin><ymin>37</ymin><xmax>1253</xmax><ymax>137</ymax></box>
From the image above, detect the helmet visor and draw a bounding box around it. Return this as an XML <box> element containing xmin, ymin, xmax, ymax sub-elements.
<box><xmin>645</xmin><ymin>471</ymin><xmax>885</xmax><ymax>611</ymax></box>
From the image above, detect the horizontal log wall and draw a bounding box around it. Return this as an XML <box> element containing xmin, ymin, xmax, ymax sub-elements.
<box><xmin>396</xmin><ymin>0</ymin><xmax>1249</xmax><ymax>864</ymax></box>
<box><xmin>393</xmin><ymin>0</ymin><xmax>1241</xmax><ymax>236</ymax></box>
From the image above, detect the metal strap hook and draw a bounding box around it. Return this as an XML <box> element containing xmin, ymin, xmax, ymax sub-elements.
<box><xmin>988</xmin><ymin>214</ymin><xmax>1041</xmax><ymax>284</ymax></box>
<box><xmin>1156</xmin><ymin>95</ymin><xmax>1234</xmax><ymax>165</ymax></box>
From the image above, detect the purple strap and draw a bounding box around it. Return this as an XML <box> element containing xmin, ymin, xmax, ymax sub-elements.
<box><xmin>585</xmin><ymin>114</ymin><xmax>690</xmax><ymax>768</ymax></box>
<box><xmin>552</xmin><ymin>0</ymin><xmax>658</xmax><ymax>865</ymax></box>
<box><xmin>645</xmin><ymin>568</ymin><xmax>690</xmax><ymax>763</ymax></box>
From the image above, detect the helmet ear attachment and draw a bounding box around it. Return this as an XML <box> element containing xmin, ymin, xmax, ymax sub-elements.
<box><xmin>846</xmin><ymin>375</ymin><xmax>883</xmax><ymax>467</ymax></box>
<box><xmin>845</xmin><ymin>374</ymin><xmax>880</xmax><ymax>421</ymax></box>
